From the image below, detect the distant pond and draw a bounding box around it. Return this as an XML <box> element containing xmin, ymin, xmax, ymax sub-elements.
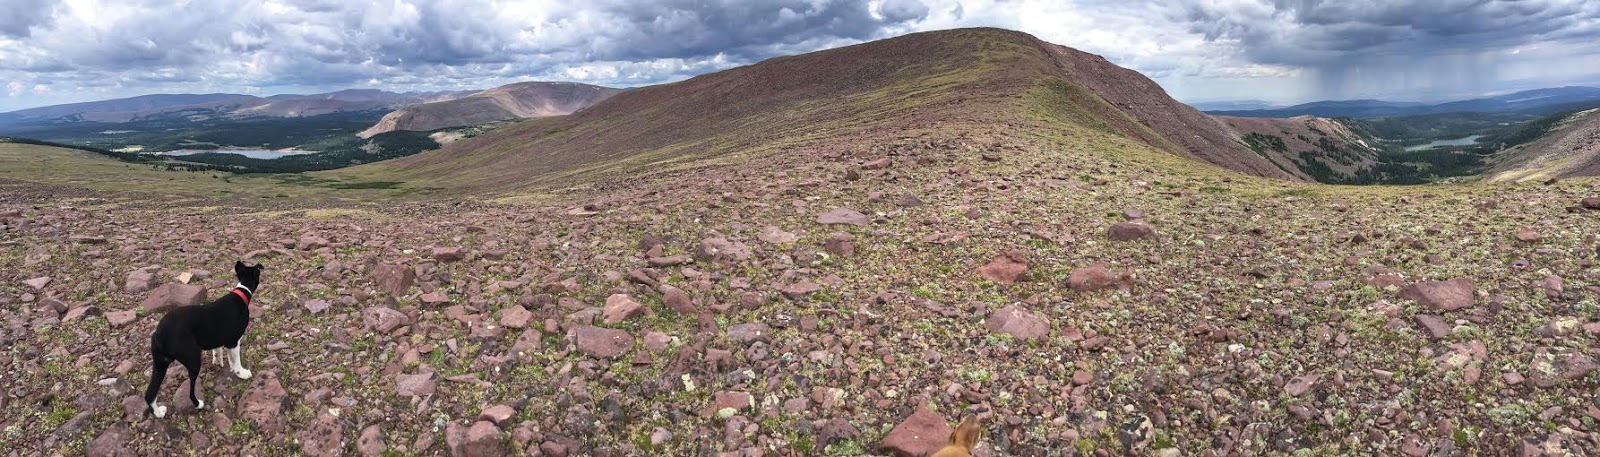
<box><xmin>1404</xmin><ymin>135</ymin><xmax>1483</xmax><ymax>152</ymax></box>
<box><xmin>160</xmin><ymin>149</ymin><xmax>316</xmax><ymax>159</ymax></box>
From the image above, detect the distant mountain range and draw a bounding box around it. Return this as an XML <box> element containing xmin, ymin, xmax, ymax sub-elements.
<box><xmin>1207</xmin><ymin>86</ymin><xmax>1600</xmax><ymax>118</ymax></box>
<box><xmin>0</xmin><ymin>89</ymin><xmax>477</xmax><ymax>124</ymax></box>
<box><xmin>358</xmin><ymin>82</ymin><xmax>621</xmax><ymax>138</ymax></box>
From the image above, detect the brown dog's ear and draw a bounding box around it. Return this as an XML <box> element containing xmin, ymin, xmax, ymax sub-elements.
<box><xmin>951</xmin><ymin>415</ymin><xmax>981</xmax><ymax>449</ymax></box>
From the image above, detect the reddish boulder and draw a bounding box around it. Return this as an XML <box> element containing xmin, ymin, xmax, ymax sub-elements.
<box><xmin>816</xmin><ymin>207</ymin><xmax>870</xmax><ymax>226</ymax></box>
<box><xmin>985</xmin><ymin>304</ymin><xmax>1050</xmax><ymax>341</ymax></box>
<box><xmin>445</xmin><ymin>421</ymin><xmax>506</xmax><ymax>457</ymax></box>
<box><xmin>357</xmin><ymin>425</ymin><xmax>385</xmax><ymax>456</ymax></box>
<box><xmin>297</xmin><ymin>410</ymin><xmax>344</xmax><ymax>457</ymax></box>
<box><xmin>1399</xmin><ymin>279</ymin><xmax>1475</xmax><ymax>311</ymax></box>
<box><xmin>976</xmin><ymin>249</ymin><xmax>1028</xmax><ymax>285</ymax></box>
<box><xmin>704</xmin><ymin>391</ymin><xmax>753</xmax><ymax>418</ymax></box>
<box><xmin>572</xmin><ymin>325</ymin><xmax>633</xmax><ymax>359</ymax></box>
<box><xmin>239</xmin><ymin>372</ymin><xmax>288</xmax><ymax>435</ymax></box>
<box><xmin>1067</xmin><ymin>263</ymin><xmax>1127</xmax><ymax>292</ymax></box>
<box><xmin>363</xmin><ymin>307</ymin><xmax>408</xmax><ymax>333</ymax></box>
<box><xmin>1107</xmin><ymin>222</ymin><xmax>1157</xmax><ymax>241</ymax></box>
<box><xmin>86</xmin><ymin>425</ymin><xmax>133</xmax><ymax>457</ymax></box>
<box><xmin>824</xmin><ymin>232</ymin><xmax>855</xmax><ymax>257</ymax></box>
<box><xmin>141</xmin><ymin>283</ymin><xmax>205</xmax><ymax>313</ymax></box>
<box><xmin>372</xmin><ymin>263</ymin><xmax>415</xmax><ymax>296</ymax></box>
<box><xmin>602</xmin><ymin>294</ymin><xmax>648</xmax><ymax>324</ymax></box>
<box><xmin>659</xmin><ymin>284</ymin><xmax>697</xmax><ymax>315</ymax></box>
<box><xmin>432</xmin><ymin>246</ymin><xmax>467</xmax><ymax>263</ymax></box>
<box><xmin>880</xmin><ymin>405</ymin><xmax>954</xmax><ymax>457</ymax></box>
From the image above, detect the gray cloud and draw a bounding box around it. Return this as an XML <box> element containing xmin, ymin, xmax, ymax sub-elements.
<box><xmin>0</xmin><ymin>0</ymin><xmax>58</xmax><ymax>38</ymax></box>
<box><xmin>0</xmin><ymin>0</ymin><xmax>1597</xmax><ymax>111</ymax></box>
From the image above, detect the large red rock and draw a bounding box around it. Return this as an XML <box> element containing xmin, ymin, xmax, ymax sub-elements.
<box><xmin>238</xmin><ymin>371</ymin><xmax>288</xmax><ymax>435</ymax></box>
<box><xmin>432</xmin><ymin>246</ymin><xmax>467</xmax><ymax>262</ymax></box>
<box><xmin>880</xmin><ymin>405</ymin><xmax>954</xmax><ymax>457</ymax></box>
<box><xmin>816</xmin><ymin>207</ymin><xmax>870</xmax><ymax>226</ymax></box>
<box><xmin>572</xmin><ymin>325</ymin><xmax>633</xmax><ymax>358</ymax></box>
<box><xmin>445</xmin><ymin>421</ymin><xmax>506</xmax><ymax>457</ymax></box>
<box><xmin>1107</xmin><ymin>222</ymin><xmax>1157</xmax><ymax>241</ymax></box>
<box><xmin>703</xmin><ymin>391</ymin><xmax>753</xmax><ymax>418</ymax></box>
<box><xmin>372</xmin><ymin>263</ymin><xmax>416</xmax><ymax>296</ymax></box>
<box><xmin>363</xmin><ymin>307</ymin><xmax>409</xmax><ymax>333</ymax></box>
<box><xmin>357</xmin><ymin>425</ymin><xmax>385</xmax><ymax>456</ymax></box>
<box><xmin>125</xmin><ymin>270</ymin><xmax>154</xmax><ymax>294</ymax></box>
<box><xmin>659</xmin><ymin>284</ymin><xmax>698</xmax><ymax>315</ymax></box>
<box><xmin>141</xmin><ymin>283</ymin><xmax>205</xmax><ymax>313</ymax></box>
<box><xmin>1067</xmin><ymin>263</ymin><xmax>1127</xmax><ymax>291</ymax></box>
<box><xmin>602</xmin><ymin>294</ymin><xmax>648</xmax><ymax>324</ymax></box>
<box><xmin>976</xmin><ymin>249</ymin><xmax>1028</xmax><ymax>285</ymax></box>
<box><xmin>395</xmin><ymin>372</ymin><xmax>438</xmax><ymax>397</ymax></box>
<box><xmin>984</xmin><ymin>304</ymin><xmax>1050</xmax><ymax>341</ymax></box>
<box><xmin>86</xmin><ymin>425</ymin><xmax>133</xmax><ymax>457</ymax></box>
<box><xmin>1399</xmin><ymin>278</ymin><xmax>1475</xmax><ymax>311</ymax></box>
<box><xmin>297</xmin><ymin>409</ymin><xmax>344</xmax><ymax>457</ymax></box>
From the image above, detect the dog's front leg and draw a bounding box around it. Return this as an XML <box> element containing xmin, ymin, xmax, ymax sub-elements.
<box><xmin>229</xmin><ymin>340</ymin><xmax>252</xmax><ymax>380</ymax></box>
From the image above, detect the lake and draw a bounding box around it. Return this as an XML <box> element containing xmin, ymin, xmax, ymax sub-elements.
<box><xmin>1404</xmin><ymin>135</ymin><xmax>1483</xmax><ymax>152</ymax></box>
<box><xmin>161</xmin><ymin>149</ymin><xmax>316</xmax><ymax>159</ymax></box>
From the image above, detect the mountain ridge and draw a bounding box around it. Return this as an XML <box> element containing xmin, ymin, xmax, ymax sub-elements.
<box><xmin>356</xmin><ymin>82</ymin><xmax>621</xmax><ymax>138</ymax></box>
<box><xmin>341</xmin><ymin>27</ymin><xmax>1296</xmax><ymax>192</ymax></box>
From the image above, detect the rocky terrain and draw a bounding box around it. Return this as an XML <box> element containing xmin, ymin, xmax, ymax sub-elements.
<box><xmin>1215</xmin><ymin>115</ymin><xmax>1385</xmax><ymax>182</ymax></box>
<box><xmin>1491</xmin><ymin>109</ymin><xmax>1600</xmax><ymax>182</ymax></box>
<box><xmin>0</xmin><ymin>89</ymin><xmax>474</xmax><ymax>126</ymax></box>
<box><xmin>2</xmin><ymin>27</ymin><xmax>1599</xmax><ymax>457</ymax></box>
<box><xmin>357</xmin><ymin>83</ymin><xmax>621</xmax><ymax>139</ymax></box>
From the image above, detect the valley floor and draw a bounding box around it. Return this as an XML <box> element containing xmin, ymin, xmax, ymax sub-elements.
<box><xmin>3</xmin><ymin>129</ymin><xmax>1599</xmax><ymax>456</ymax></box>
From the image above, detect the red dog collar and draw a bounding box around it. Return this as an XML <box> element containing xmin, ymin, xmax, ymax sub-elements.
<box><xmin>232</xmin><ymin>288</ymin><xmax>251</xmax><ymax>305</ymax></box>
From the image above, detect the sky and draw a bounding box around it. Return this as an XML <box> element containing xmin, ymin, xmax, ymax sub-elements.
<box><xmin>2</xmin><ymin>0</ymin><xmax>1599</xmax><ymax>112</ymax></box>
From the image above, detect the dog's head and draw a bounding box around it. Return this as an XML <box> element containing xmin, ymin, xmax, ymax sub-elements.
<box><xmin>234</xmin><ymin>260</ymin><xmax>265</xmax><ymax>290</ymax></box>
<box><xmin>929</xmin><ymin>415</ymin><xmax>982</xmax><ymax>457</ymax></box>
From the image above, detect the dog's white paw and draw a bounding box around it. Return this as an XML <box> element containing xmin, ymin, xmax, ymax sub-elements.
<box><xmin>196</xmin><ymin>399</ymin><xmax>206</xmax><ymax>410</ymax></box>
<box><xmin>234</xmin><ymin>368</ymin><xmax>253</xmax><ymax>380</ymax></box>
<box><xmin>152</xmin><ymin>405</ymin><xmax>167</xmax><ymax>419</ymax></box>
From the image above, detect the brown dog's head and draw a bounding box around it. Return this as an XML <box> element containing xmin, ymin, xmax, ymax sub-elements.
<box><xmin>929</xmin><ymin>415</ymin><xmax>981</xmax><ymax>457</ymax></box>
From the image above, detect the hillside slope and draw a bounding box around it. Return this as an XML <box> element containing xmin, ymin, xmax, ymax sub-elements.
<box><xmin>341</xmin><ymin>28</ymin><xmax>1293</xmax><ymax>191</ymax></box>
<box><xmin>357</xmin><ymin>82</ymin><xmax>619</xmax><ymax>138</ymax></box>
<box><xmin>1214</xmin><ymin>115</ymin><xmax>1385</xmax><ymax>182</ymax></box>
<box><xmin>1488</xmin><ymin>108</ymin><xmax>1600</xmax><ymax>182</ymax></box>
<box><xmin>0</xmin><ymin>90</ymin><xmax>475</xmax><ymax>125</ymax></box>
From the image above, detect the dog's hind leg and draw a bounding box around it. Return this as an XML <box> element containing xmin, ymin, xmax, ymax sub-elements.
<box><xmin>228</xmin><ymin>339</ymin><xmax>252</xmax><ymax>380</ymax></box>
<box><xmin>176</xmin><ymin>350</ymin><xmax>204</xmax><ymax>410</ymax></box>
<box><xmin>145</xmin><ymin>352</ymin><xmax>171</xmax><ymax>418</ymax></box>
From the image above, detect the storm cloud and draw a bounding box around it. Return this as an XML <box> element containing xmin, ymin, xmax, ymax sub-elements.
<box><xmin>1</xmin><ymin>0</ymin><xmax>1597</xmax><ymax>111</ymax></box>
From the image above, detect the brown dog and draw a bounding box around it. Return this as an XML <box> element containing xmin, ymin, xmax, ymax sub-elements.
<box><xmin>930</xmin><ymin>415</ymin><xmax>982</xmax><ymax>457</ymax></box>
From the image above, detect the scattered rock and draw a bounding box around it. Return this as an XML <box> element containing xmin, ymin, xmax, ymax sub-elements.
<box><xmin>141</xmin><ymin>283</ymin><xmax>205</xmax><ymax>313</ymax></box>
<box><xmin>432</xmin><ymin>246</ymin><xmax>467</xmax><ymax>262</ymax></box>
<box><xmin>445</xmin><ymin>421</ymin><xmax>506</xmax><ymax>457</ymax></box>
<box><xmin>976</xmin><ymin>249</ymin><xmax>1028</xmax><ymax>285</ymax></box>
<box><xmin>357</xmin><ymin>425</ymin><xmax>385</xmax><ymax>456</ymax></box>
<box><xmin>823</xmin><ymin>232</ymin><xmax>855</xmax><ymax>257</ymax></box>
<box><xmin>880</xmin><ymin>405</ymin><xmax>953</xmax><ymax>457</ymax></box>
<box><xmin>704</xmin><ymin>391</ymin><xmax>753</xmax><ymax>418</ymax></box>
<box><xmin>479</xmin><ymin>405</ymin><xmax>516</xmax><ymax>425</ymax></box>
<box><xmin>105</xmin><ymin>310</ymin><xmax>137</xmax><ymax>327</ymax></box>
<box><xmin>602</xmin><ymin>294</ymin><xmax>648</xmax><ymax>324</ymax></box>
<box><xmin>782</xmin><ymin>281</ymin><xmax>821</xmax><ymax>299</ymax></box>
<box><xmin>1582</xmin><ymin>197</ymin><xmax>1600</xmax><ymax>209</ymax></box>
<box><xmin>758</xmin><ymin>226</ymin><xmax>799</xmax><ymax>244</ymax></box>
<box><xmin>1107</xmin><ymin>222</ymin><xmax>1156</xmax><ymax>241</ymax></box>
<box><xmin>647</xmin><ymin>254</ymin><xmax>691</xmax><ymax>267</ymax></box>
<box><xmin>984</xmin><ymin>304</ymin><xmax>1050</xmax><ymax>341</ymax></box>
<box><xmin>303</xmin><ymin>299</ymin><xmax>331</xmax><ymax>314</ymax></box>
<box><xmin>1516</xmin><ymin>227</ymin><xmax>1541</xmax><ymax>242</ymax></box>
<box><xmin>1284</xmin><ymin>374</ymin><xmax>1319</xmax><ymax>396</ymax></box>
<box><xmin>726</xmin><ymin>322</ymin><xmax>770</xmax><ymax>343</ymax></box>
<box><xmin>298</xmin><ymin>410</ymin><xmax>344</xmax><ymax>457</ymax></box>
<box><xmin>1067</xmin><ymin>263</ymin><xmax>1128</xmax><ymax>292</ymax></box>
<box><xmin>572</xmin><ymin>325</ymin><xmax>633</xmax><ymax>358</ymax></box>
<box><xmin>23</xmin><ymin>276</ymin><xmax>51</xmax><ymax>290</ymax></box>
<box><xmin>125</xmin><ymin>270</ymin><xmax>154</xmax><ymax>294</ymax></box>
<box><xmin>498</xmin><ymin>305</ymin><xmax>533</xmax><ymax>328</ymax></box>
<box><xmin>239</xmin><ymin>372</ymin><xmax>288</xmax><ymax>435</ymax></box>
<box><xmin>1414</xmin><ymin>314</ymin><xmax>1451</xmax><ymax>339</ymax></box>
<box><xmin>299</xmin><ymin>234</ymin><xmax>330</xmax><ymax>250</ymax></box>
<box><xmin>395</xmin><ymin>372</ymin><xmax>438</xmax><ymax>397</ymax></box>
<box><xmin>363</xmin><ymin>307</ymin><xmax>409</xmax><ymax>333</ymax></box>
<box><xmin>1399</xmin><ymin>278</ymin><xmax>1475</xmax><ymax>311</ymax></box>
<box><xmin>86</xmin><ymin>425</ymin><xmax>132</xmax><ymax>457</ymax></box>
<box><xmin>372</xmin><ymin>263</ymin><xmax>416</xmax><ymax>296</ymax></box>
<box><xmin>659</xmin><ymin>284</ymin><xmax>697</xmax><ymax>315</ymax></box>
<box><xmin>816</xmin><ymin>207</ymin><xmax>870</xmax><ymax>226</ymax></box>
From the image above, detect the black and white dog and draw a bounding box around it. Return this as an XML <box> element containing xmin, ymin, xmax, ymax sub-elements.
<box><xmin>144</xmin><ymin>261</ymin><xmax>262</xmax><ymax>418</ymax></box>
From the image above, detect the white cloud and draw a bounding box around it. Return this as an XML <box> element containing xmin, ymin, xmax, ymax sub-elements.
<box><xmin>0</xmin><ymin>0</ymin><xmax>1597</xmax><ymax>110</ymax></box>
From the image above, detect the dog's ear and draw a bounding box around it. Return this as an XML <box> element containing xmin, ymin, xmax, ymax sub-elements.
<box><xmin>235</xmin><ymin>260</ymin><xmax>246</xmax><ymax>272</ymax></box>
<box><xmin>950</xmin><ymin>415</ymin><xmax>981</xmax><ymax>449</ymax></box>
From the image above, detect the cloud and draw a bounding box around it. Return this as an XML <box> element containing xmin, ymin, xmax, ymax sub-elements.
<box><xmin>0</xmin><ymin>0</ymin><xmax>58</xmax><ymax>38</ymax></box>
<box><xmin>0</xmin><ymin>0</ymin><xmax>1597</xmax><ymax>110</ymax></box>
